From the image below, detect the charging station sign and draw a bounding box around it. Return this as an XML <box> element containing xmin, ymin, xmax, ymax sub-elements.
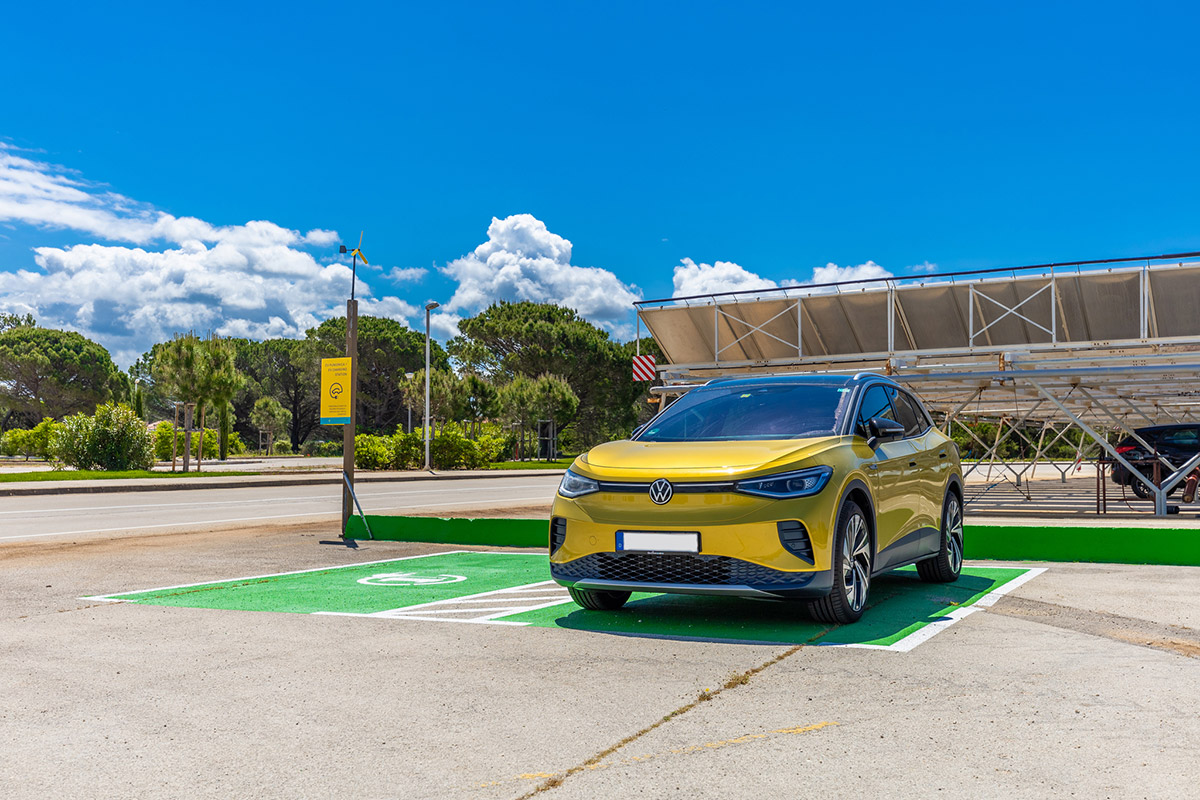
<box><xmin>321</xmin><ymin>357</ymin><xmax>352</xmax><ymax>424</ymax></box>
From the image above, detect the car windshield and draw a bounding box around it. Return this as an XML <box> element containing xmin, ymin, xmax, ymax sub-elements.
<box><xmin>635</xmin><ymin>382</ymin><xmax>852</xmax><ymax>442</ymax></box>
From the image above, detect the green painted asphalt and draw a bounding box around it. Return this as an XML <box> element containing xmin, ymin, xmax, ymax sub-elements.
<box><xmin>513</xmin><ymin>566</ymin><xmax>1027</xmax><ymax>647</ymax></box>
<box><xmin>94</xmin><ymin>552</ymin><xmax>1031</xmax><ymax>648</ymax></box>
<box><xmin>97</xmin><ymin>552</ymin><xmax>548</xmax><ymax>615</ymax></box>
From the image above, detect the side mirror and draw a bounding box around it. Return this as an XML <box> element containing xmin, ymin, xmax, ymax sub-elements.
<box><xmin>867</xmin><ymin>417</ymin><xmax>906</xmax><ymax>449</ymax></box>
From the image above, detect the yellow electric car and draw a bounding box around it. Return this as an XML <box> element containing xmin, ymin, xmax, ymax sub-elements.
<box><xmin>549</xmin><ymin>374</ymin><xmax>964</xmax><ymax>623</ymax></box>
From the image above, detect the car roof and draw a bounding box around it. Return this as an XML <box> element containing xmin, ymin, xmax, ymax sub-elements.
<box><xmin>704</xmin><ymin>373</ymin><xmax>897</xmax><ymax>389</ymax></box>
<box><xmin>1132</xmin><ymin>424</ymin><xmax>1200</xmax><ymax>434</ymax></box>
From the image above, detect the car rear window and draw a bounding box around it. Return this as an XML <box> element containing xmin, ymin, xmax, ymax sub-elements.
<box><xmin>636</xmin><ymin>383</ymin><xmax>852</xmax><ymax>442</ymax></box>
<box><xmin>1158</xmin><ymin>427</ymin><xmax>1200</xmax><ymax>447</ymax></box>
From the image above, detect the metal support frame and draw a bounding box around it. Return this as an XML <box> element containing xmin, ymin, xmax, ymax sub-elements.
<box><xmin>969</xmin><ymin>278</ymin><xmax>1056</xmax><ymax>346</ymax></box>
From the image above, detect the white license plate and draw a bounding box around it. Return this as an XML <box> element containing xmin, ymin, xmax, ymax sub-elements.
<box><xmin>616</xmin><ymin>531</ymin><xmax>699</xmax><ymax>553</ymax></box>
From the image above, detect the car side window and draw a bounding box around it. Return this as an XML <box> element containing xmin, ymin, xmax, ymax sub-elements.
<box><xmin>888</xmin><ymin>389</ymin><xmax>926</xmax><ymax>438</ymax></box>
<box><xmin>856</xmin><ymin>385</ymin><xmax>896</xmax><ymax>438</ymax></box>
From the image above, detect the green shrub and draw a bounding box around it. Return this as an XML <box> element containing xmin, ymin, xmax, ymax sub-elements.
<box><xmin>6</xmin><ymin>429</ymin><xmax>34</xmax><ymax>460</ymax></box>
<box><xmin>354</xmin><ymin>434</ymin><xmax>393</xmax><ymax>470</ymax></box>
<box><xmin>30</xmin><ymin>417</ymin><xmax>58</xmax><ymax>460</ymax></box>
<box><xmin>0</xmin><ymin>429</ymin><xmax>19</xmax><ymax>457</ymax></box>
<box><xmin>52</xmin><ymin>414</ymin><xmax>93</xmax><ymax>469</ymax></box>
<box><xmin>474</xmin><ymin>432</ymin><xmax>507</xmax><ymax>464</ymax></box>
<box><xmin>89</xmin><ymin>403</ymin><xmax>154</xmax><ymax>470</ymax></box>
<box><xmin>153</xmin><ymin>422</ymin><xmax>218</xmax><ymax>461</ymax></box>
<box><xmin>52</xmin><ymin>404</ymin><xmax>153</xmax><ymax>471</ymax></box>
<box><xmin>272</xmin><ymin>438</ymin><xmax>292</xmax><ymax>455</ymax></box>
<box><xmin>431</xmin><ymin>423</ymin><xmax>484</xmax><ymax>469</ymax></box>
<box><xmin>393</xmin><ymin>431</ymin><xmax>423</xmax><ymax>469</ymax></box>
<box><xmin>309</xmin><ymin>440</ymin><xmax>341</xmax><ymax>458</ymax></box>
<box><xmin>227</xmin><ymin>431</ymin><xmax>246</xmax><ymax>456</ymax></box>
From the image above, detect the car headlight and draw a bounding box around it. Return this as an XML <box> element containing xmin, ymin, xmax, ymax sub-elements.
<box><xmin>734</xmin><ymin>466</ymin><xmax>833</xmax><ymax>499</ymax></box>
<box><xmin>558</xmin><ymin>469</ymin><xmax>600</xmax><ymax>498</ymax></box>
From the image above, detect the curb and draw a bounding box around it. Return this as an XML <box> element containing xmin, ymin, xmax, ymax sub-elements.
<box><xmin>0</xmin><ymin>469</ymin><xmax>567</xmax><ymax>497</ymax></box>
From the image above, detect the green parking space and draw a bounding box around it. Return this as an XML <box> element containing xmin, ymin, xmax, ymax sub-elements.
<box><xmin>89</xmin><ymin>551</ymin><xmax>1040</xmax><ymax>650</ymax></box>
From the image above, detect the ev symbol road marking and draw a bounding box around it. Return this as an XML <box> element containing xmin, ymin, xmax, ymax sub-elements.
<box><xmin>357</xmin><ymin>572</ymin><xmax>467</xmax><ymax>587</ymax></box>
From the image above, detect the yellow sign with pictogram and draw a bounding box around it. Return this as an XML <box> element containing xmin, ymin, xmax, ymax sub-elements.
<box><xmin>320</xmin><ymin>357</ymin><xmax>352</xmax><ymax>424</ymax></box>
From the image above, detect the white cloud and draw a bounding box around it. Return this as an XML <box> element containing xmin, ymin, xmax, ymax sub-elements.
<box><xmin>386</xmin><ymin>266</ymin><xmax>428</xmax><ymax>283</ymax></box>
<box><xmin>0</xmin><ymin>145</ymin><xmax>419</xmax><ymax>367</ymax></box>
<box><xmin>811</xmin><ymin>260</ymin><xmax>893</xmax><ymax>284</ymax></box>
<box><xmin>907</xmin><ymin>261</ymin><xmax>938</xmax><ymax>274</ymax></box>
<box><xmin>671</xmin><ymin>258</ymin><xmax>777</xmax><ymax>297</ymax></box>
<box><xmin>440</xmin><ymin>214</ymin><xmax>641</xmax><ymax>337</ymax></box>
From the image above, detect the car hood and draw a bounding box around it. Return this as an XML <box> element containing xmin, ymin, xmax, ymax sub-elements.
<box><xmin>578</xmin><ymin>437</ymin><xmax>848</xmax><ymax>480</ymax></box>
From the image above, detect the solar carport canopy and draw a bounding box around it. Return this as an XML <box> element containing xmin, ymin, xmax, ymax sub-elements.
<box><xmin>640</xmin><ymin>256</ymin><xmax>1200</xmax><ymax>368</ymax></box>
<box><xmin>636</xmin><ymin>253</ymin><xmax>1200</xmax><ymax>514</ymax></box>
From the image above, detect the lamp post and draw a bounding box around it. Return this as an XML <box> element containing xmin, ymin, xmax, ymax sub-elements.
<box><xmin>424</xmin><ymin>302</ymin><xmax>439</xmax><ymax>470</ymax></box>
<box><xmin>405</xmin><ymin>372</ymin><xmax>415</xmax><ymax>433</ymax></box>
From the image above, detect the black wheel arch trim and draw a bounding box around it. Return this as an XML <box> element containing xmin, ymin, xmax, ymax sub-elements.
<box><xmin>837</xmin><ymin>477</ymin><xmax>876</xmax><ymax>556</ymax></box>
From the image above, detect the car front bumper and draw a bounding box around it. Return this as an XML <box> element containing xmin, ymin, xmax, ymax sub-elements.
<box><xmin>550</xmin><ymin>551</ymin><xmax>835</xmax><ymax>599</ymax></box>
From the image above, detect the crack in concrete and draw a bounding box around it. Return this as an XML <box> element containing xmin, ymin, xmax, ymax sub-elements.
<box><xmin>510</xmin><ymin>633</ymin><xmax>831</xmax><ymax>799</ymax></box>
<box><xmin>988</xmin><ymin>595</ymin><xmax>1200</xmax><ymax>659</ymax></box>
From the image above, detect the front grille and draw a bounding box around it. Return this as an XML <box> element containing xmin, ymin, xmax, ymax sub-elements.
<box><xmin>551</xmin><ymin>553</ymin><xmax>806</xmax><ymax>586</ymax></box>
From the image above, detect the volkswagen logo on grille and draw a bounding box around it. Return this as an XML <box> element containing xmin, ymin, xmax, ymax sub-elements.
<box><xmin>648</xmin><ymin>478</ymin><xmax>674</xmax><ymax>505</ymax></box>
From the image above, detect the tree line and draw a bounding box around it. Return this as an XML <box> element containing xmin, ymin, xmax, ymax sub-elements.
<box><xmin>0</xmin><ymin>302</ymin><xmax>663</xmax><ymax>468</ymax></box>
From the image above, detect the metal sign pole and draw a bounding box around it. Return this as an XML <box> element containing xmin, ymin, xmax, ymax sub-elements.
<box><xmin>342</xmin><ymin>298</ymin><xmax>358</xmax><ymax>536</ymax></box>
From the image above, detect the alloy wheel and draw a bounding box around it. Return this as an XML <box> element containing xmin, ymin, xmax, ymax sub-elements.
<box><xmin>841</xmin><ymin>512</ymin><xmax>871</xmax><ymax>612</ymax></box>
<box><xmin>946</xmin><ymin>496</ymin><xmax>964</xmax><ymax>574</ymax></box>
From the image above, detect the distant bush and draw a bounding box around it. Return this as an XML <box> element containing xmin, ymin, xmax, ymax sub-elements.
<box><xmin>52</xmin><ymin>404</ymin><xmax>153</xmax><ymax>471</ymax></box>
<box><xmin>393</xmin><ymin>431</ymin><xmax>423</xmax><ymax>469</ymax></box>
<box><xmin>475</xmin><ymin>431</ymin><xmax>507</xmax><ymax>464</ymax></box>
<box><xmin>354</xmin><ymin>434</ymin><xmax>393</xmax><ymax>471</ymax></box>
<box><xmin>272</xmin><ymin>438</ymin><xmax>292</xmax><ymax>455</ymax></box>
<box><xmin>5</xmin><ymin>418</ymin><xmax>59</xmax><ymax>461</ymax></box>
<box><xmin>431</xmin><ymin>423</ymin><xmax>486</xmax><ymax>469</ymax></box>
<box><xmin>153</xmin><ymin>422</ymin><xmax>218</xmax><ymax>461</ymax></box>
<box><xmin>354</xmin><ymin>425</ymin><xmax>500</xmax><ymax>470</ymax></box>
<box><xmin>0</xmin><ymin>430</ymin><xmax>16</xmax><ymax>457</ymax></box>
<box><xmin>308</xmin><ymin>440</ymin><xmax>341</xmax><ymax>458</ymax></box>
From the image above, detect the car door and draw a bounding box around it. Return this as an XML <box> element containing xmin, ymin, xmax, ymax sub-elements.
<box><xmin>889</xmin><ymin>388</ymin><xmax>944</xmax><ymax>548</ymax></box>
<box><xmin>855</xmin><ymin>385</ymin><xmax>918</xmax><ymax>567</ymax></box>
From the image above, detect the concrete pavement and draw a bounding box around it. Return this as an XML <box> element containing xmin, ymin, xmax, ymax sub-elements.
<box><xmin>2</xmin><ymin>520</ymin><xmax>1197</xmax><ymax>799</ymax></box>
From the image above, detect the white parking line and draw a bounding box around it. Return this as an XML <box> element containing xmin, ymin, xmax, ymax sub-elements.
<box><xmin>826</xmin><ymin>566</ymin><xmax>1048</xmax><ymax>652</ymax></box>
<box><xmin>315</xmin><ymin>579</ymin><xmax>575</xmax><ymax>625</ymax></box>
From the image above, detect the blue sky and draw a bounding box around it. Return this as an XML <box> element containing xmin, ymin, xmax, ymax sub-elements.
<box><xmin>2</xmin><ymin>2</ymin><xmax>1199</xmax><ymax>365</ymax></box>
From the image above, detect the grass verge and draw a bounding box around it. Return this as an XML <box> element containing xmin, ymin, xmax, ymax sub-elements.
<box><xmin>0</xmin><ymin>469</ymin><xmax>254</xmax><ymax>483</ymax></box>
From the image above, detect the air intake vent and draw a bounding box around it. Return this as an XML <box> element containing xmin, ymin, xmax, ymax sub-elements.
<box><xmin>549</xmin><ymin>517</ymin><xmax>567</xmax><ymax>555</ymax></box>
<box><xmin>777</xmin><ymin>520</ymin><xmax>814</xmax><ymax>564</ymax></box>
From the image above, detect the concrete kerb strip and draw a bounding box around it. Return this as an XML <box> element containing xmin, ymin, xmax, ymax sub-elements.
<box><xmin>0</xmin><ymin>468</ymin><xmax>568</xmax><ymax>497</ymax></box>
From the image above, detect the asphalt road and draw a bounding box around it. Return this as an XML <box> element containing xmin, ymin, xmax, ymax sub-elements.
<box><xmin>0</xmin><ymin>474</ymin><xmax>563</xmax><ymax>544</ymax></box>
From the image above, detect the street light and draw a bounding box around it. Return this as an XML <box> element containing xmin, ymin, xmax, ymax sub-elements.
<box><xmin>424</xmin><ymin>301</ymin><xmax>440</xmax><ymax>470</ymax></box>
<box><xmin>405</xmin><ymin>372</ymin><xmax>415</xmax><ymax>433</ymax></box>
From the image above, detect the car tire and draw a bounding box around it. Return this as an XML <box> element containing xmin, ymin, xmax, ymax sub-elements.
<box><xmin>1130</xmin><ymin>479</ymin><xmax>1153</xmax><ymax>500</ymax></box>
<box><xmin>917</xmin><ymin>491</ymin><xmax>964</xmax><ymax>583</ymax></box>
<box><xmin>807</xmin><ymin>500</ymin><xmax>871</xmax><ymax>625</ymax></box>
<box><xmin>568</xmin><ymin>586</ymin><xmax>631</xmax><ymax>610</ymax></box>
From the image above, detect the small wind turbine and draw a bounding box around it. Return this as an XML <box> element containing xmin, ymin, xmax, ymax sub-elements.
<box><xmin>339</xmin><ymin>232</ymin><xmax>368</xmax><ymax>300</ymax></box>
